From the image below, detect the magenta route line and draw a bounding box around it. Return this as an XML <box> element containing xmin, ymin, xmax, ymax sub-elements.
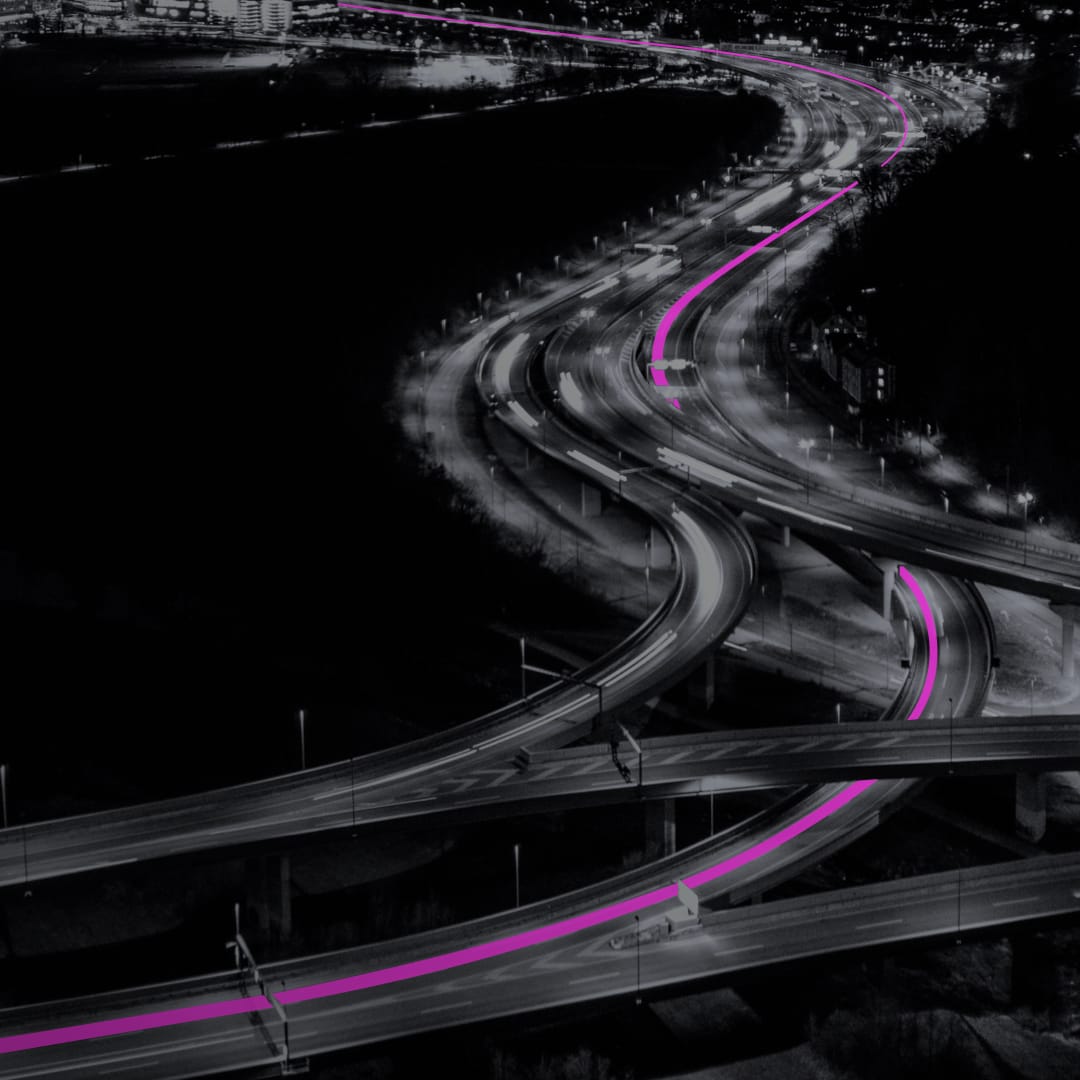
<box><xmin>339</xmin><ymin>4</ymin><xmax>909</xmax><ymax>408</ymax></box>
<box><xmin>0</xmin><ymin>567</ymin><xmax>937</xmax><ymax>1053</ymax></box>
<box><xmin>0</xmin><ymin>20</ymin><xmax>919</xmax><ymax>1057</ymax></box>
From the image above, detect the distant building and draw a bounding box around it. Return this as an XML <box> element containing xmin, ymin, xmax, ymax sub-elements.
<box><xmin>289</xmin><ymin>0</ymin><xmax>336</xmax><ymax>25</ymax></box>
<box><xmin>0</xmin><ymin>0</ymin><xmax>33</xmax><ymax>19</ymax></box>
<box><xmin>207</xmin><ymin>0</ymin><xmax>237</xmax><ymax>20</ymax></box>
<box><xmin>840</xmin><ymin>342</ymin><xmax>896</xmax><ymax>407</ymax></box>
<box><xmin>236</xmin><ymin>0</ymin><xmax>258</xmax><ymax>30</ymax></box>
<box><xmin>260</xmin><ymin>0</ymin><xmax>289</xmax><ymax>31</ymax></box>
<box><xmin>810</xmin><ymin>310</ymin><xmax>894</xmax><ymax>408</ymax></box>
<box><xmin>62</xmin><ymin>0</ymin><xmax>123</xmax><ymax>14</ymax></box>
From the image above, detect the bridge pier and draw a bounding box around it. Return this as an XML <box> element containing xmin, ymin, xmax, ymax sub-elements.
<box><xmin>1049</xmin><ymin>603</ymin><xmax>1078</xmax><ymax>680</ymax></box>
<box><xmin>247</xmin><ymin>853</ymin><xmax>293</xmax><ymax>946</ymax></box>
<box><xmin>1015</xmin><ymin>772</ymin><xmax>1048</xmax><ymax>844</ymax></box>
<box><xmin>648</xmin><ymin>525</ymin><xmax>672</xmax><ymax>568</ymax></box>
<box><xmin>580</xmin><ymin>481</ymin><xmax>601</xmax><ymax>518</ymax></box>
<box><xmin>881</xmin><ymin>559</ymin><xmax>898</xmax><ymax>623</ymax></box>
<box><xmin>645</xmin><ymin>799</ymin><xmax>676</xmax><ymax>860</ymax></box>
<box><xmin>689</xmin><ymin>654</ymin><xmax>716</xmax><ymax>711</ymax></box>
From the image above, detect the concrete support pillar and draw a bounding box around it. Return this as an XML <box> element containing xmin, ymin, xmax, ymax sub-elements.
<box><xmin>580</xmin><ymin>481</ymin><xmax>601</xmax><ymax>518</ymax></box>
<box><xmin>881</xmin><ymin>560</ymin><xmax>898</xmax><ymax>623</ymax></box>
<box><xmin>648</xmin><ymin>525</ymin><xmax>670</xmax><ymax>568</ymax></box>
<box><xmin>278</xmin><ymin>854</ymin><xmax>292</xmax><ymax>942</ymax></box>
<box><xmin>1050</xmin><ymin>603</ymin><xmax>1078</xmax><ymax>680</ymax></box>
<box><xmin>246</xmin><ymin>854</ymin><xmax>292</xmax><ymax>945</ymax></box>
<box><xmin>645</xmin><ymin>799</ymin><xmax>677</xmax><ymax>860</ymax></box>
<box><xmin>689</xmin><ymin>654</ymin><xmax>716</xmax><ymax>711</ymax></box>
<box><xmin>1015</xmin><ymin>772</ymin><xmax>1048</xmax><ymax>844</ymax></box>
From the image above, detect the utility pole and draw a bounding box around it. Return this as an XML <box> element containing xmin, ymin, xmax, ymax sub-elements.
<box><xmin>514</xmin><ymin>843</ymin><xmax>520</xmax><ymax>907</ymax></box>
<box><xmin>298</xmin><ymin>708</ymin><xmax>306</xmax><ymax>771</ymax></box>
<box><xmin>948</xmin><ymin>697</ymin><xmax>954</xmax><ymax>774</ymax></box>
<box><xmin>519</xmin><ymin>637</ymin><xmax>527</xmax><ymax>699</ymax></box>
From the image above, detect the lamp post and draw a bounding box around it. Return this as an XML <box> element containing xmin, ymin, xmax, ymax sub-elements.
<box><xmin>798</xmin><ymin>438</ymin><xmax>815</xmax><ymax>503</ymax></box>
<box><xmin>828</xmin><ymin>423</ymin><xmax>835</xmax><ymax>462</ymax></box>
<box><xmin>1</xmin><ymin>764</ymin><xmax>6</xmax><ymax>831</ymax></box>
<box><xmin>879</xmin><ymin>455</ymin><xmax>886</xmax><ymax>489</ymax></box>
<box><xmin>519</xmin><ymin>637</ymin><xmax>527</xmax><ymax>699</ymax></box>
<box><xmin>1018</xmin><ymin>491</ymin><xmax>1034</xmax><ymax>565</ymax></box>
<box><xmin>948</xmin><ymin>696</ymin><xmax>954</xmax><ymax>774</ymax></box>
<box><xmin>298</xmin><ymin>708</ymin><xmax>306</xmax><ymax>771</ymax></box>
<box><xmin>513</xmin><ymin>842</ymin><xmax>520</xmax><ymax>908</ymax></box>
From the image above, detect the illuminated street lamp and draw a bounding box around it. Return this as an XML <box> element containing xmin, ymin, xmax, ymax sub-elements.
<box><xmin>797</xmin><ymin>438</ymin><xmax>815</xmax><ymax>503</ymax></box>
<box><xmin>513</xmin><ymin>843</ymin><xmax>521</xmax><ymax>907</ymax></box>
<box><xmin>1018</xmin><ymin>490</ymin><xmax>1035</xmax><ymax>564</ymax></box>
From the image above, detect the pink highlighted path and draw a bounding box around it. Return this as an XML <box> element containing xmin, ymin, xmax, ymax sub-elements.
<box><xmin>0</xmin><ymin>14</ymin><xmax>918</xmax><ymax>1059</ymax></box>
<box><xmin>0</xmin><ymin>565</ymin><xmax>937</xmax><ymax>1052</ymax></box>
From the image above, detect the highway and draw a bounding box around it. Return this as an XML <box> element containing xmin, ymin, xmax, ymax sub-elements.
<box><xmin>0</xmin><ymin>30</ymin><xmax>900</xmax><ymax>893</ymax></box>
<box><xmin>1</xmin><ymin>12</ymin><xmax>1065</xmax><ymax>1077</ymax></box>
<box><xmin>2</xmin><ymin>850</ymin><xmax>1077</xmax><ymax>1077</ymax></box>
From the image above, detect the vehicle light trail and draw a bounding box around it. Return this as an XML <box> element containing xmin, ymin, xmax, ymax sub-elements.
<box><xmin>0</xmin><ymin>14</ymin><xmax>916</xmax><ymax>1057</ymax></box>
<box><xmin>337</xmin><ymin>5</ymin><xmax>910</xmax><ymax>409</ymax></box>
<box><xmin>0</xmin><ymin>567</ymin><xmax>936</xmax><ymax>1050</ymax></box>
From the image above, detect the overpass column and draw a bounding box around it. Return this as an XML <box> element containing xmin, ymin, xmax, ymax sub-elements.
<box><xmin>246</xmin><ymin>854</ymin><xmax>293</xmax><ymax>945</ymax></box>
<box><xmin>1015</xmin><ymin>772</ymin><xmax>1048</xmax><ymax>844</ymax></box>
<box><xmin>580</xmin><ymin>482</ymin><xmax>601</xmax><ymax>518</ymax></box>
<box><xmin>1049</xmin><ymin>603</ymin><xmax>1078</xmax><ymax>680</ymax></box>
<box><xmin>648</xmin><ymin>525</ymin><xmax>671</xmax><ymax>568</ymax></box>
<box><xmin>645</xmin><ymin>800</ymin><xmax>676</xmax><ymax>860</ymax></box>
<box><xmin>689</xmin><ymin>654</ymin><xmax>716</xmax><ymax>711</ymax></box>
<box><xmin>881</xmin><ymin>560</ymin><xmax>898</xmax><ymax>623</ymax></box>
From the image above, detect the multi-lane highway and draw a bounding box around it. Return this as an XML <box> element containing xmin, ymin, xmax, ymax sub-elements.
<box><xmin>2</xmin><ymin>848</ymin><xmax>1077</xmax><ymax>1078</ymax></box>
<box><xmin>3</xmin><ymin>9</ymin><xmax>1075</xmax><ymax>1076</ymax></box>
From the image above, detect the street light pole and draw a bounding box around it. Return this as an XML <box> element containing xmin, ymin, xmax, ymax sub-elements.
<box><xmin>879</xmin><ymin>455</ymin><xmax>886</xmax><ymax>488</ymax></box>
<box><xmin>948</xmin><ymin>696</ymin><xmax>954</xmax><ymax>774</ymax></box>
<box><xmin>1018</xmin><ymin>491</ymin><xmax>1034</xmax><ymax>565</ymax></box>
<box><xmin>520</xmin><ymin>637</ymin><xmax>527</xmax><ymax>700</ymax></box>
<box><xmin>298</xmin><ymin>709</ymin><xmax>306</xmax><ymax>771</ymax></box>
<box><xmin>514</xmin><ymin>842</ymin><xmax>520</xmax><ymax>908</ymax></box>
<box><xmin>0</xmin><ymin>764</ymin><xmax>7</xmax><ymax>831</ymax></box>
<box><xmin>798</xmin><ymin>438</ymin><xmax>815</xmax><ymax>503</ymax></box>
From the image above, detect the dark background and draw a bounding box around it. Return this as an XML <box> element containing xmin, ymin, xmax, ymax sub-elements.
<box><xmin>5</xmin><ymin>77</ymin><xmax>780</xmax><ymax>817</ymax></box>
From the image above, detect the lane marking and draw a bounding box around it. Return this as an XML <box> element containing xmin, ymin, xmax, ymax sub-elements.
<box><xmin>854</xmin><ymin>918</ymin><xmax>904</xmax><ymax>930</ymax></box>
